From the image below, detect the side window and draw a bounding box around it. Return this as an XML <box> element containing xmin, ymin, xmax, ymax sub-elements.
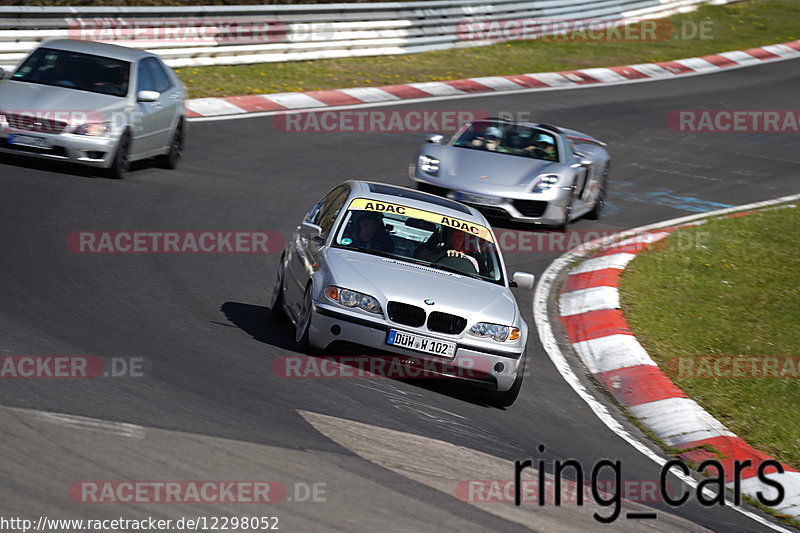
<box><xmin>308</xmin><ymin>185</ymin><xmax>350</xmax><ymax>237</ymax></box>
<box><xmin>137</xmin><ymin>60</ymin><xmax>155</xmax><ymax>92</ymax></box>
<box><xmin>146</xmin><ymin>58</ymin><xmax>172</xmax><ymax>92</ymax></box>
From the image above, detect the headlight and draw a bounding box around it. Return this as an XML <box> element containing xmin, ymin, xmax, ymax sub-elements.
<box><xmin>469</xmin><ymin>322</ymin><xmax>520</xmax><ymax>342</ymax></box>
<box><xmin>73</xmin><ymin>122</ymin><xmax>110</xmax><ymax>137</ymax></box>
<box><xmin>418</xmin><ymin>154</ymin><xmax>440</xmax><ymax>175</ymax></box>
<box><xmin>533</xmin><ymin>174</ymin><xmax>560</xmax><ymax>192</ymax></box>
<box><xmin>0</xmin><ymin>113</ymin><xmax>7</xmax><ymax>129</ymax></box>
<box><xmin>325</xmin><ymin>286</ymin><xmax>383</xmax><ymax>315</ymax></box>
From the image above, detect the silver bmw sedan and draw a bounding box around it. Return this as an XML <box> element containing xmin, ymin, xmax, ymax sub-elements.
<box><xmin>270</xmin><ymin>180</ymin><xmax>536</xmax><ymax>407</ymax></box>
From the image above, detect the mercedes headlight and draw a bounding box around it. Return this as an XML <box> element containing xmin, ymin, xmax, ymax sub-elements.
<box><xmin>0</xmin><ymin>113</ymin><xmax>7</xmax><ymax>130</ymax></box>
<box><xmin>418</xmin><ymin>154</ymin><xmax>440</xmax><ymax>175</ymax></box>
<box><xmin>325</xmin><ymin>286</ymin><xmax>382</xmax><ymax>314</ymax></box>
<box><xmin>469</xmin><ymin>322</ymin><xmax>520</xmax><ymax>343</ymax></box>
<box><xmin>73</xmin><ymin>122</ymin><xmax>111</xmax><ymax>137</ymax></box>
<box><xmin>533</xmin><ymin>174</ymin><xmax>559</xmax><ymax>192</ymax></box>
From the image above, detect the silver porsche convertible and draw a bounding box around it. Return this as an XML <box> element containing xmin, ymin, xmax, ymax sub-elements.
<box><xmin>270</xmin><ymin>180</ymin><xmax>535</xmax><ymax>406</ymax></box>
<box><xmin>411</xmin><ymin>118</ymin><xmax>610</xmax><ymax>229</ymax></box>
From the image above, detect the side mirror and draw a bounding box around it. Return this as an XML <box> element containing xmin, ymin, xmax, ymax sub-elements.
<box><xmin>426</xmin><ymin>134</ymin><xmax>444</xmax><ymax>144</ymax></box>
<box><xmin>137</xmin><ymin>90</ymin><xmax>160</xmax><ymax>103</ymax></box>
<box><xmin>510</xmin><ymin>272</ymin><xmax>535</xmax><ymax>289</ymax></box>
<box><xmin>570</xmin><ymin>159</ymin><xmax>593</xmax><ymax>169</ymax></box>
<box><xmin>301</xmin><ymin>221</ymin><xmax>324</xmax><ymax>244</ymax></box>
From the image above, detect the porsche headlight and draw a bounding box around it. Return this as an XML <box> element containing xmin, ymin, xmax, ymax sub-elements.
<box><xmin>325</xmin><ymin>286</ymin><xmax>383</xmax><ymax>314</ymax></box>
<box><xmin>418</xmin><ymin>154</ymin><xmax>440</xmax><ymax>175</ymax></box>
<box><xmin>533</xmin><ymin>174</ymin><xmax>560</xmax><ymax>192</ymax></box>
<box><xmin>469</xmin><ymin>322</ymin><xmax>520</xmax><ymax>343</ymax></box>
<box><xmin>73</xmin><ymin>122</ymin><xmax>110</xmax><ymax>137</ymax></box>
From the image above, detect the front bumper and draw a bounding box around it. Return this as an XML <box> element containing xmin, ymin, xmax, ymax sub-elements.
<box><xmin>309</xmin><ymin>302</ymin><xmax>524</xmax><ymax>392</ymax></box>
<box><xmin>0</xmin><ymin>129</ymin><xmax>119</xmax><ymax>168</ymax></box>
<box><xmin>412</xmin><ymin>171</ymin><xmax>569</xmax><ymax>225</ymax></box>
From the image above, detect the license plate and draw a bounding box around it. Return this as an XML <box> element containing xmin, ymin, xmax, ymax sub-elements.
<box><xmin>456</xmin><ymin>191</ymin><xmax>503</xmax><ymax>206</ymax></box>
<box><xmin>387</xmin><ymin>330</ymin><xmax>456</xmax><ymax>358</ymax></box>
<box><xmin>8</xmin><ymin>134</ymin><xmax>52</xmax><ymax>150</ymax></box>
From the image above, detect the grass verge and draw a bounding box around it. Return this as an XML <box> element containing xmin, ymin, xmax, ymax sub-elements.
<box><xmin>176</xmin><ymin>0</ymin><xmax>800</xmax><ymax>98</ymax></box>
<box><xmin>619</xmin><ymin>204</ymin><xmax>800</xmax><ymax>470</ymax></box>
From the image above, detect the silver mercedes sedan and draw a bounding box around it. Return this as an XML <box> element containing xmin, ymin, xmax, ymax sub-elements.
<box><xmin>270</xmin><ymin>180</ymin><xmax>535</xmax><ymax>407</ymax></box>
<box><xmin>0</xmin><ymin>39</ymin><xmax>185</xmax><ymax>178</ymax></box>
<box><xmin>411</xmin><ymin>118</ymin><xmax>610</xmax><ymax>229</ymax></box>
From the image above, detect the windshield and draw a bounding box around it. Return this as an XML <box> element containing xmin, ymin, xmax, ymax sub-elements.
<box><xmin>332</xmin><ymin>198</ymin><xmax>505</xmax><ymax>284</ymax></box>
<box><xmin>12</xmin><ymin>47</ymin><xmax>130</xmax><ymax>97</ymax></box>
<box><xmin>452</xmin><ymin>120</ymin><xmax>559</xmax><ymax>162</ymax></box>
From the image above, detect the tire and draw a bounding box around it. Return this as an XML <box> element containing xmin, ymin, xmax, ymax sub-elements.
<box><xmin>585</xmin><ymin>165</ymin><xmax>609</xmax><ymax>220</ymax></box>
<box><xmin>484</xmin><ymin>351</ymin><xmax>526</xmax><ymax>408</ymax></box>
<box><xmin>269</xmin><ymin>257</ymin><xmax>287</xmax><ymax>322</ymax></box>
<box><xmin>295</xmin><ymin>284</ymin><xmax>314</xmax><ymax>351</ymax></box>
<box><xmin>157</xmin><ymin>120</ymin><xmax>184</xmax><ymax>170</ymax></box>
<box><xmin>105</xmin><ymin>131</ymin><xmax>130</xmax><ymax>179</ymax></box>
<box><xmin>558</xmin><ymin>185</ymin><xmax>575</xmax><ymax>232</ymax></box>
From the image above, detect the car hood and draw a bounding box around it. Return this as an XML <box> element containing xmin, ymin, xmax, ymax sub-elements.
<box><xmin>322</xmin><ymin>247</ymin><xmax>518</xmax><ymax>325</ymax></box>
<box><xmin>0</xmin><ymin>81</ymin><xmax>127</xmax><ymax>120</ymax></box>
<box><xmin>432</xmin><ymin>145</ymin><xmax>558</xmax><ymax>188</ymax></box>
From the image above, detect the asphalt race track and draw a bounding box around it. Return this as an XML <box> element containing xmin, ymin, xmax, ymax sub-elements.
<box><xmin>0</xmin><ymin>57</ymin><xmax>798</xmax><ymax>532</ymax></box>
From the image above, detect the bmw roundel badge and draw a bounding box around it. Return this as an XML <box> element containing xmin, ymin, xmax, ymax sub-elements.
<box><xmin>424</xmin><ymin>298</ymin><xmax>435</xmax><ymax>305</ymax></box>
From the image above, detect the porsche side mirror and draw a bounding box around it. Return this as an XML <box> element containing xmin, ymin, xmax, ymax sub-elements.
<box><xmin>510</xmin><ymin>272</ymin><xmax>535</xmax><ymax>289</ymax></box>
<box><xmin>426</xmin><ymin>134</ymin><xmax>444</xmax><ymax>144</ymax></box>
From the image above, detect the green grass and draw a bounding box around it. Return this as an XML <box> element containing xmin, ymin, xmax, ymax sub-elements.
<box><xmin>619</xmin><ymin>205</ymin><xmax>800</xmax><ymax>470</ymax></box>
<box><xmin>174</xmin><ymin>0</ymin><xmax>800</xmax><ymax>98</ymax></box>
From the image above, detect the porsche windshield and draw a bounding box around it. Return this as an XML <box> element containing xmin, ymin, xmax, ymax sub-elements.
<box><xmin>11</xmin><ymin>48</ymin><xmax>130</xmax><ymax>98</ymax></box>
<box><xmin>452</xmin><ymin>120</ymin><xmax>559</xmax><ymax>162</ymax></box>
<box><xmin>332</xmin><ymin>198</ymin><xmax>504</xmax><ymax>284</ymax></box>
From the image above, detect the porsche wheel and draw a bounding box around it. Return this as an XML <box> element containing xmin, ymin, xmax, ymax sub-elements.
<box><xmin>585</xmin><ymin>165</ymin><xmax>609</xmax><ymax>220</ymax></box>
<box><xmin>558</xmin><ymin>185</ymin><xmax>575</xmax><ymax>232</ymax></box>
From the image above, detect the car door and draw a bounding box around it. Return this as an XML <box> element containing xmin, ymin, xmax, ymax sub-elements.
<box><xmin>132</xmin><ymin>57</ymin><xmax>177</xmax><ymax>157</ymax></box>
<box><xmin>285</xmin><ymin>185</ymin><xmax>350</xmax><ymax>318</ymax></box>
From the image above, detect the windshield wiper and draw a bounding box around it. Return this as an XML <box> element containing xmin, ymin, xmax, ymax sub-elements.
<box><xmin>424</xmin><ymin>262</ymin><xmax>488</xmax><ymax>281</ymax></box>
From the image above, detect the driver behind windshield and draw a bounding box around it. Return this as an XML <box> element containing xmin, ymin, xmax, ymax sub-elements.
<box><xmin>343</xmin><ymin>211</ymin><xmax>394</xmax><ymax>253</ymax></box>
<box><xmin>414</xmin><ymin>227</ymin><xmax>484</xmax><ymax>274</ymax></box>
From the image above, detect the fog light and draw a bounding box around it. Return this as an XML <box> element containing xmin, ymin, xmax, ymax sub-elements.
<box><xmin>330</xmin><ymin>325</ymin><xmax>341</xmax><ymax>336</ymax></box>
<box><xmin>494</xmin><ymin>362</ymin><xmax>505</xmax><ymax>373</ymax></box>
